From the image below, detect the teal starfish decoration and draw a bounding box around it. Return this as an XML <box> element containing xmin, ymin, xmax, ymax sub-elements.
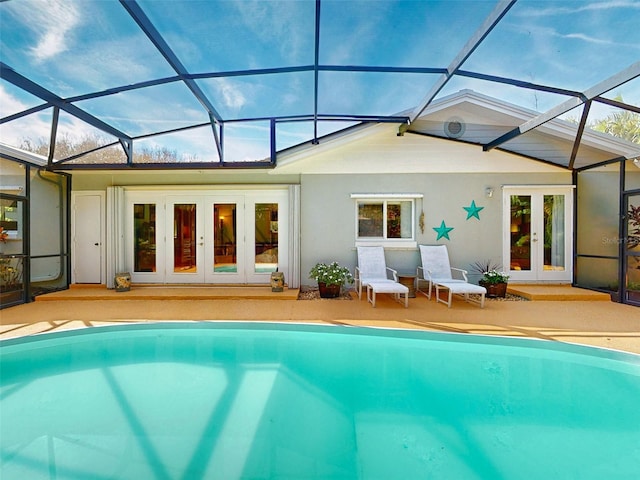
<box><xmin>463</xmin><ymin>200</ymin><xmax>484</xmax><ymax>220</ymax></box>
<box><xmin>433</xmin><ymin>220</ymin><xmax>454</xmax><ymax>241</ymax></box>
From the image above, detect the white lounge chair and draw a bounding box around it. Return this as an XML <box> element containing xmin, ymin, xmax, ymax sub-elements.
<box><xmin>355</xmin><ymin>246</ymin><xmax>399</xmax><ymax>300</ymax></box>
<box><xmin>416</xmin><ymin>245</ymin><xmax>486</xmax><ymax>308</ymax></box>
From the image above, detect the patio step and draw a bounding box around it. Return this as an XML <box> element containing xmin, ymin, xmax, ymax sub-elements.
<box><xmin>35</xmin><ymin>284</ymin><xmax>300</xmax><ymax>301</ymax></box>
<box><xmin>507</xmin><ymin>285</ymin><xmax>610</xmax><ymax>301</ymax></box>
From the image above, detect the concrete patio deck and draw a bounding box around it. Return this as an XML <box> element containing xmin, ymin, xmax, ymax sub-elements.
<box><xmin>2</xmin><ymin>284</ymin><xmax>639</xmax><ymax>355</ymax></box>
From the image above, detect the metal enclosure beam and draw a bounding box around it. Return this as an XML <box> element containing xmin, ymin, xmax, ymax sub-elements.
<box><xmin>120</xmin><ymin>0</ymin><xmax>223</xmax><ymax>159</ymax></box>
<box><xmin>568</xmin><ymin>101</ymin><xmax>591</xmax><ymax>170</ymax></box>
<box><xmin>484</xmin><ymin>61</ymin><xmax>640</xmax><ymax>152</ymax></box>
<box><xmin>409</xmin><ymin>0</ymin><xmax>517</xmax><ymax>123</ymax></box>
<box><xmin>0</xmin><ymin>62</ymin><xmax>131</xmax><ymax>141</ymax></box>
<box><xmin>313</xmin><ymin>0</ymin><xmax>321</xmax><ymax>144</ymax></box>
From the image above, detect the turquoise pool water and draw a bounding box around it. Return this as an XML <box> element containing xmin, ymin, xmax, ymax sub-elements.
<box><xmin>1</xmin><ymin>323</ymin><xmax>639</xmax><ymax>479</ymax></box>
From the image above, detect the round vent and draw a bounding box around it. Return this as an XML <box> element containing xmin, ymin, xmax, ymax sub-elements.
<box><xmin>444</xmin><ymin>117</ymin><xmax>465</xmax><ymax>139</ymax></box>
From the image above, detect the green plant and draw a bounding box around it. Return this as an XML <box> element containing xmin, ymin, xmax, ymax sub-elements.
<box><xmin>309</xmin><ymin>261</ymin><xmax>354</xmax><ymax>287</ymax></box>
<box><xmin>0</xmin><ymin>257</ymin><xmax>23</xmax><ymax>291</ymax></box>
<box><xmin>480</xmin><ymin>270</ymin><xmax>510</xmax><ymax>285</ymax></box>
<box><xmin>472</xmin><ymin>260</ymin><xmax>510</xmax><ymax>285</ymax></box>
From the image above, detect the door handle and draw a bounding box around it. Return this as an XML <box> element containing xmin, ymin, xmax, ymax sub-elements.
<box><xmin>94</xmin><ymin>243</ymin><xmax>99</xmax><ymax>246</ymax></box>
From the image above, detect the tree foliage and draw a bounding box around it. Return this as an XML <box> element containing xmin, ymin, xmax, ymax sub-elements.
<box><xmin>590</xmin><ymin>95</ymin><xmax>640</xmax><ymax>144</ymax></box>
<box><xmin>18</xmin><ymin>133</ymin><xmax>192</xmax><ymax>164</ymax></box>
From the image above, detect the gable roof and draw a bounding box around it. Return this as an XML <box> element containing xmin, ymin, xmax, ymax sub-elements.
<box><xmin>275</xmin><ymin>90</ymin><xmax>640</xmax><ymax>173</ymax></box>
<box><xmin>410</xmin><ymin>90</ymin><xmax>640</xmax><ymax>170</ymax></box>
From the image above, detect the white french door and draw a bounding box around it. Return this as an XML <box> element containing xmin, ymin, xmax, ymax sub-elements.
<box><xmin>244</xmin><ymin>191</ymin><xmax>289</xmax><ymax>284</ymax></box>
<box><xmin>503</xmin><ymin>186</ymin><xmax>574</xmax><ymax>283</ymax></box>
<box><xmin>206</xmin><ymin>195</ymin><xmax>245</xmax><ymax>284</ymax></box>
<box><xmin>125</xmin><ymin>189</ymin><xmax>288</xmax><ymax>285</ymax></box>
<box><xmin>166</xmin><ymin>196</ymin><xmax>205</xmax><ymax>283</ymax></box>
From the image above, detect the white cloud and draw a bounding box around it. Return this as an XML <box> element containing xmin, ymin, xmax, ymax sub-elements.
<box><xmin>0</xmin><ymin>87</ymin><xmax>52</xmax><ymax>146</ymax></box>
<box><xmin>0</xmin><ymin>85</ymin><xmax>30</xmax><ymax>118</ymax></box>
<box><xmin>214</xmin><ymin>78</ymin><xmax>248</xmax><ymax>112</ymax></box>
<box><xmin>516</xmin><ymin>1</ymin><xmax>640</xmax><ymax>17</ymax></box>
<box><xmin>25</xmin><ymin>0</ymin><xmax>81</xmax><ymax>62</ymax></box>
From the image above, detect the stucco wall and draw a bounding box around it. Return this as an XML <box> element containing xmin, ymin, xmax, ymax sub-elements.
<box><xmin>300</xmin><ymin>172</ymin><xmax>572</xmax><ymax>287</ymax></box>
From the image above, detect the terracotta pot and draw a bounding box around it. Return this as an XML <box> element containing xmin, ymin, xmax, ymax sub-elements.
<box><xmin>318</xmin><ymin>282</ymin><xmax>341</xmax><ymax>298</ymax></box>
<box><xmin>480</xmin><ymin>281</ymin><xmax>508</xmax><ymax>298</ymax></box>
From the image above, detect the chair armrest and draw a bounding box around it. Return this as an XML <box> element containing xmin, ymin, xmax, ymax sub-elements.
<box><xmin>451</xmin><ymin>268</ymin><xmax>468</xmax><ymax>282</ymax></box>
<box><xmin>386</xmin><ymin>267</ymin><xmax>398</xmax><ymax>282</ymax></box>
<box><xmin>417</xmin><ymin>267</ymin><xmax>434</xmax><ymax>281</ymax></box>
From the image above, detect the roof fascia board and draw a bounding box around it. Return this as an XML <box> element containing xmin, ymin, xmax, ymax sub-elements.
<box><xmin>409</xmin><ymin>0</ymin><xmax>517</xmax><ymax>123</ymax></box>
<box><xmin>0</xmin><ymin>142</ymin><xmax>48</xmax><ymax>166</ymax></box>
<box><xmin>47</xmin><ymin>161</ymin><xmax>275</xmax><ymax>171</ymax></box>
<box><xmin>484</xmin><ymin>61</ymin><xmax>640</xmax><ymax>151</ymax></box>
<box><xmin>0</xmin><ymin>62</ymin><xmax>131</xmax><ymax>141</ymax></box>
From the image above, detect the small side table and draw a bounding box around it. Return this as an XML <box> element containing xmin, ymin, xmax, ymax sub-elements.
<box><xmin>397</xmin><ymin>273</ymin><xmax>417</xmax><ymax>298</ymax></box>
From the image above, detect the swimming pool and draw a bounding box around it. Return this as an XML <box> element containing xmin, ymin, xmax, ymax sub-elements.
<box><xmin>1</xmin><ymin>322</ymin><xmax>639</xmax><ymax>479</ymax></box>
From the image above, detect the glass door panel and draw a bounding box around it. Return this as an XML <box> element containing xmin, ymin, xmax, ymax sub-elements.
<box><xmin>133</xmin><ymin>204</ymin><xmax>156</xmax><ymax>273</ymax></box>
<box><xmin>173</xmin><ymin>203</ymin><xmax>197</xmax><ymax>273</ymax></box>
<box><xmin>166</xmin><ymin>198</ymin><xmax>204</xmax><ymax>283</ymax></box>
<box><xmin>205</xmin><ymin>196</ymin><xmax>244</xmax><ymax>284</ymax></box>
<box><xmin>510</xmin><ymin>195</ymin><xmax>532</xmax><ymax>272</ymax></box>
<box><xmin>543</xmin><ymin>195</ymin><xmax>566</xmax><ymax>272</ymax></box>
<box><xmin>245</xmin><ymin>191</ymin><xmax>288</xmax><ymax>285</ymax></box>
<box><xmin>625</xmin><ymin>193</ymin><xmax>640</xmax><ymax>304</ymax></box>
<box><xmin>214</xmin><ymin>203</ymin><xmax>237</xmax><ymax>273</ymax></box>
<box><xmin>254</xmin><ymin>203</ymin><xmax>279</xmax><ymax>274</ymax></box>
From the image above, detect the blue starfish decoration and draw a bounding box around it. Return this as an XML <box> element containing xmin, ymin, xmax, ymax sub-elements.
<box><xmin>463</xmin><ymin>200</ymin><xmax>484</xmax><ymax>220</ymax></box>
<box><xmin>433</xmin><ymin>220</ymin><xmax>454</xmax><ymax>241</ymax></box>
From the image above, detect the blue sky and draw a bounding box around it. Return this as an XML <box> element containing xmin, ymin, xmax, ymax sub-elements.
<box><xmin>1</xmin><ymin>0</ymin><xmax>639</xmax><ymax>162</ymax></box>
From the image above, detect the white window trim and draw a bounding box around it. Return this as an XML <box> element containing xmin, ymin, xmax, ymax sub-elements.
<box><xmin>353</xmin><ymin>194</ymin><xmax>421</xmax><ymax>248</ymax></box>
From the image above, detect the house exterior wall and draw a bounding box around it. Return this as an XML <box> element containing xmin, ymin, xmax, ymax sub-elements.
<box><xmin>299</xmin><ymin>172</ymin><xmax>571</xmax><ymax>287</ymax></box>
<box><xmin>67</xmin><ymin>127</ymin><xmax>574</xmax><ymax>288</ymax></box>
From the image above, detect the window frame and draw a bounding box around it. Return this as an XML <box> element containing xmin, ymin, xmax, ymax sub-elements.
<box><xmin>352</xmin><ymin>193</ymin><xmax>422</xmax><ymax>248</ymax></box>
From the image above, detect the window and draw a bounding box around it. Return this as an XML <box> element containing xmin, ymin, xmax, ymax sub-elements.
<box><xmin>0</xmin><ymin>197</ymin><xmax>22</xmax><ymax>240</ymax></box>
<box><xmin>352</xmin><ymin>194</ymin><xmax>421</xmax><ymax>247</ymax></box>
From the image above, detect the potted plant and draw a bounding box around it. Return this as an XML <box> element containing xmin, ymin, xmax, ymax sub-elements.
<box><xmin>472</xmin><ymin>260</ymin><xmax>510</xmax><ymax>298</ymax></box>
<box><xmin>309</xmin><ymin>261</ymin><xmax>354</xmax><ymax>298</ymax></box>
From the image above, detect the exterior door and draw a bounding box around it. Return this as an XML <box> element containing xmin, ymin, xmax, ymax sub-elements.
<box><xmin>72</xmin><ymin>193</ymin><xmax>103</xmax><ymax>283</ymax></box>
<box><xmin>206</xmin><ymin>196</ymin><xmax>245</xmax><ymax>284</ymax></box>
<box><xmin>125</xmin><ymin>189</ymin><xmax>288</xmax><ymax>285</ymax></box>
<box><xmin>624</xmin><ymin>192</ymin><xmax>640</xmax><ymax>304</ymax></box>
<box><xmin>166</xmin><ymin>197</ymin><xmax>204</xmax><ymax>283</ymax></box>
<box><xmin>504</xmin><ymin>187</ymin><xmax>573</xmax><ymax>283</ymax></box>
<box><xmin>245</xmin><ymin>191</ymin><xmax>288</xmax><ymax>284</ymax></box>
